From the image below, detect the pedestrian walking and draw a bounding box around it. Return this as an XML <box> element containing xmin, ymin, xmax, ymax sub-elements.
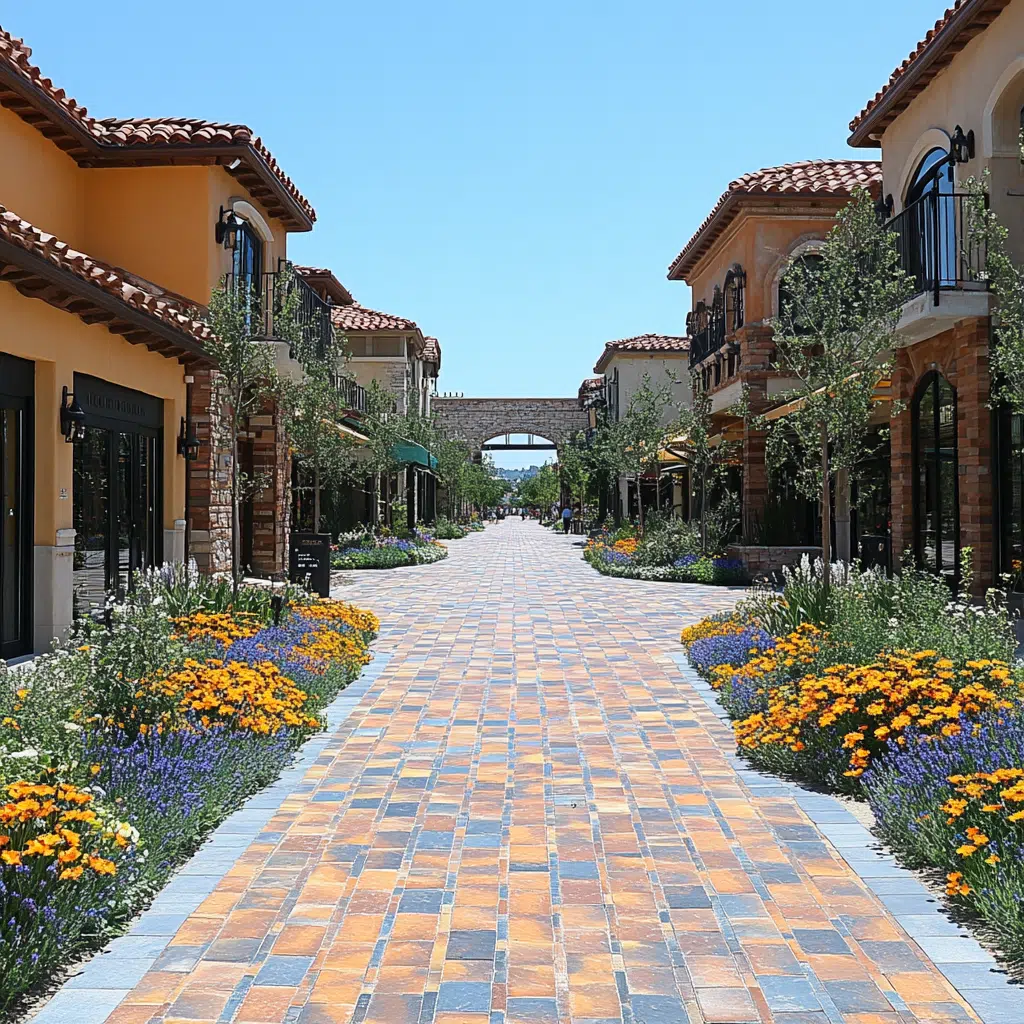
<box><xmin>561</xmin><ymin>506</ymin><xmax>573</xmax><ymax>534</ymax></box>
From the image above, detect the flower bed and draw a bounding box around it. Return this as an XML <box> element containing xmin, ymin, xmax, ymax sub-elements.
<box><xmin>431</xmin><ymin>516</ymin><xmax>472</xmax><ymax>540</ymax></box>
<box><xmin>0</xmin><ymin>570</ymin><xmax>378</xmax><ymax>1013</ymax></box>
<box><xmin>331</xmin><ymin>529</ymin><xmax>448</xmax><ymax>570</ymax></box>
<box><xmin>584</xmin><ymin>534</ymin><xmax>746</xmax><ymax>585</ymax></box>
<box><xmin>681</xmin><ymin>558</ymin><xmax>1024</xmax><ymax>964</ymax></box>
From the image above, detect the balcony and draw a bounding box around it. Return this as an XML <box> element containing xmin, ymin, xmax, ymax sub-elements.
<box><xmin>688</xmin><ymin>317</ymin><xmax>726</xmax><ymax>368</ymax></box>
<box><xmin>887</xmin><ymin>192</ymin><xmax>990</xmax><ymax>344</ymax></box>
<box><xmin>225</xmin><ymin>263</ymin><xmax>334</xmax><ymax>361</ymax></box>
<box><xmin>335</xmin><ymin>376</ymin><xmax>368</xmax><ymax>415</ymax></box>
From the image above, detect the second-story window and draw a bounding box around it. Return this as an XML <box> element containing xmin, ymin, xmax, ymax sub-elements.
<box><xmin>232</xmin><ymin>221</ymin><xmax>264</xmax><ymax>333</ymax></box>
<box><xmin>724</xmin><ymin>265</ymin><xmax>745</xmax><ymax>333</ymax></box>
<box><xmin>232</xmin><ymin>221</ymin><xmax>263</xmax><ymax>293</ymax></box>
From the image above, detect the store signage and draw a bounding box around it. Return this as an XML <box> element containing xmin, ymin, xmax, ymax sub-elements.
<box><xmin>73</xmin><ymin>374</ymin><xmax>163</xmax><ymax>430</ymax></box>
<box><xmin>289</xmin><ymin>532</ymin><xmax>331</xmax><ymax>597</ymax></box>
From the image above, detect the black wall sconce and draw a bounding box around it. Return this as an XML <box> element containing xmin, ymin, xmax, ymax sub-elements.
<box><xmin>214</xmin><ymin>206</ymin><xmax>243</xmax><ymax>249</ymax></box>
<box><xmin>59</xmin><ymin>386</ymin><xmax>86</xmax><ymax>443</ymax></box>
<box><xmin>176</xmin><ymin>417</ymin><xmax>200</xmax><ymax>461</ymax></box>
<box><xmin>875</xmin><ymin>193</ymin><xmax>894</xmax><ymax>221</ymax></box>
<box><xmin>951</xmin><ymin>125</ymin><xmax>975</xmax><ymax>164</ymax></box>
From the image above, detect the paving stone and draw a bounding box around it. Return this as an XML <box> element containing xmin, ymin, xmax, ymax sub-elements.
<box><xmin>33</xmin><ymin>524</ymin><xmax>993</xmax><ymax>1024</ymax></box>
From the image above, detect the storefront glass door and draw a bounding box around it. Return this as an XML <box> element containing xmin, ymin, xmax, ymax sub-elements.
<box><xmin>0</xmin><ymin>404</ymin><xmax>30</xmax><ymax>657</ymax></box>
<box><xmin>73</xmin><ymin>426</ymin><xmax>161</xmax><ymax>618</ymax></box>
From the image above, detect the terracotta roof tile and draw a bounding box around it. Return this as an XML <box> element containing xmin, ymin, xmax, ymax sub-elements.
<box><xmin>294</xmin><ymin>266</ymin><xmax>353</xmax><ymax>307</ymax></box>
<box><xmin>667</xmin><ymin>160</ymin><xmax>882</xmax><ymax>280</ymax></box>
<box><xmin>331</xmin><ymin>303</ymin><xmax>420</xmax><ymax>334</ymax></box>
<box><xmin>0</xmin><ymin>203</ymin><xmax>213</xmax><ymax>356</ymax></box>
<box><xmin>0</xmin><ymin>27</ymin><xmax>314</xmax><ymax>226</ymax></box>
<box><xmin>578</xmin><ymin>376</ymin><xmax>604</xmax><ymax>398</ymax></box>
<box><xmin>849</xmin><ymin>0</ymin><xmax>1011</xmax><ymax>146</ymax></box>
<box><xmin>593</xmin><ymin>334</ymin><xmax>689</xmax><ymax>373</ymax></box>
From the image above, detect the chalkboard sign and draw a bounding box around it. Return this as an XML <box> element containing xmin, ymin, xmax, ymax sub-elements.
<box><xmin>860</xmin><ymin>534</ymin><xmax>890</xmax><ymax>573</ymax></box>
<box><xmin>289</xmin><ymin>532</ymin><xmax>332</xmax><ymax>597</ymax></box>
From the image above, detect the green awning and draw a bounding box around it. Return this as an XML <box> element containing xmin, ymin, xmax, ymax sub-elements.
<box><xmin>392</xmin><ymin>440</ymin><xmax>438</xmax><ymax>470</ymax></box>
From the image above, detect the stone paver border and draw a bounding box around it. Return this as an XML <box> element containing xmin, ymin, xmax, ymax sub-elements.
<box><xmin>28</xmin><ymin>654</ymin><xmax>392</xmax><ymax>1024</ymax></box>
<box><xmin>671</xmin><ymin>652</ymin><xmax>1022</xmax><ymax>1024</ymax></box>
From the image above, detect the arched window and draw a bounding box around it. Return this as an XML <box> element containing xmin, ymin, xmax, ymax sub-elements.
<box><xmin>724</xmin><ymin>265</ymin><xmax>745</xmax><ymax>333</ymax></box>
<box><xmin>231</xmin><ymin>220</ymin><xmax>265</xmax><ymax>331</ymax></box>
<box><xmin>777</xmin><ymin>252</ymin><xmax>824</xmax><ymax>333</ymax></box>
<box><xmin>902</xmin><ymin>148</ymin><xmax>956</xmax><ymax>292</ymax></box>
<box><xmin>913</xmin><ymin>371</ymin><xmax>959</xmax><ymax>585</ymax></box>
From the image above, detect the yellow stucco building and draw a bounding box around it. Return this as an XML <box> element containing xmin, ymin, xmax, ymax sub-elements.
<box><xmin>0</xmin><ymin>25</ymin><xmax>318</xmax><ymax>653</ymax></box>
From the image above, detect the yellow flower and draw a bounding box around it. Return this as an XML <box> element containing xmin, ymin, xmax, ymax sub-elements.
<box><xmin>955</xmin><ymin>844</ymin><xmax>977</xmax><ymax>857</ymax></box>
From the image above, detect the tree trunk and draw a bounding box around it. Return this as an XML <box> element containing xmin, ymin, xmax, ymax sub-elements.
<box><xmin>637</xmin><ymin>473</ymin><xmax>645</xmax><ymax>535</ymax></box>
<box><xmin>835</xmin><ymin>466</ymin><xmax>851</xmax><ymax>565</ymax></box>
<box><xmin>314</xmin><ymin>463</ymin><xmax>321</xmax><ymax>534</ymax></box>
<box><xmin>820</xmin><ymin>425</ymin><xmax>832</xmax><ymax>602</ymax></box>
<box><xmin>700</xmin><ymin>467</ymin><xmax>708</xmax><ymax>555</ymax></box>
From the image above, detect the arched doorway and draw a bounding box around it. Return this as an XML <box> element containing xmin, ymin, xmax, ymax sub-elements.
<box><xmin>902</xmin><ymin>147</ymin><xmax>957</xmax><ymax>293</ymax></box>
<box><xmin>913</xmin><ymin>371</ymin><xmax>959</xmax><ymax>586</ymax></box>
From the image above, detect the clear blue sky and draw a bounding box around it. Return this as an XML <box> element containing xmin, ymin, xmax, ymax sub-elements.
<box><xmin>6</xmin><ymin>0</ymin><xmax>940</xmax><ymax>464</ymax></box>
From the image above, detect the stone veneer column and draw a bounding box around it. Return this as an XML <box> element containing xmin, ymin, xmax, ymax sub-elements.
<box><xmin>187</xmin><ymin>367</ymin><xmax>232</xmax><ymax>574</ymax></box>
<box><xmin>249</xmin><ymin>399</ymin><xmax>290</xmax><ymax>578</ymax></box>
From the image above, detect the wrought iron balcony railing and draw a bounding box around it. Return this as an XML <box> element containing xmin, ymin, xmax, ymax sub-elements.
<box><xmin>224</xmin><ymin>265</ymin><xmax>334</xmax><ymax>361</ymax></box>
<box><xmin>887</xmin><ymin>191</ymin><xmax>987</xmax><ymax>307</ymax></box>
<box><xmin>335</xmin><ymin>376</ymin><xmax>368</xmax><ymax>414</ymax></box>
<box><xmin>688</xmin><ymin>313</ymin><xmax>726</xmax><ymax>368</ymax></box>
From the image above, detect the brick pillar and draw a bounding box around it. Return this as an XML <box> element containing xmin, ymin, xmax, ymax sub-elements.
<box><xmin>249</xmin><ymin>400</ymin><xmax>291</xmax><ymax>577</ymax></box>
<box><xmin>953</xmin><ymin>318</ymin><xmax>994</xmax><ymax>592</ymax></box>
<box><xmin>890</xmin><ymin>349</ymin><xmax>914</xmax><ymax>569</ymax></box>
<box><xmin>738</xmin><ymin>324</ymin><xmax>774</xmax><ymax>540</ymax></box>
<box><xmin>187</xmin><ymin>367</ymin><xmax>232</xmax><ymax>573</ymax></box>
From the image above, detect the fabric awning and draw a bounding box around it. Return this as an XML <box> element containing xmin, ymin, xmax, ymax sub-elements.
<box><xmin>763</xmin><ymin>375</ymin><xmax>892</xmax><ymax>423</ymax></box>
<box><xmin>331</xmin><ymin>420</ymin><xmax>370</xmax><ymax>444</ymax></box>
<box><xmin>392</xmin><ymin>440</ymin><xmax>438</xmax><ymax>469</ymax></box>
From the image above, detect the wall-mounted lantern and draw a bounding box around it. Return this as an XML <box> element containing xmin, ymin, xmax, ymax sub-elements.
<box><xmin>176</xmin><ymin>416</ymin><xmax>200</xmax><ymax>461</ymax></box>
<box><xmin>951</xmin><ymin>125</ymin><xmax>975</xmax><ymax>164</ymax></box>
<box><xmin>59</xmin><ymin>386</ymin><xmax>86</xmax><ymax>443</ymax></box>
<box><xmin>874</xmin><ymin>193</ymin><xmax>895</xmax><ymax>222</ymax></box>
<box><xmin>214</xmin><ymin>206</ymin><xmax>243</xmax><ymax>249</ymax></box>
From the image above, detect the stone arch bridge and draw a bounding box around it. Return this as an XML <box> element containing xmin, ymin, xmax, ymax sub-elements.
<box><xmin>433</xmin><ymin>397</ymin><xmax>588</xmax><ymax>451</ymax></box>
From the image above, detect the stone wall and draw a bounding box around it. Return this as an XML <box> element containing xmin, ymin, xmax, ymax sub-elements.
<box><xmin>433</xmin><ymin>397</ymin><xmax>588</xmax><ymax>448</ymax></box>
<box><xmin>727</xmin><ymin>544</ymin><xmax>822</xmax><ymax>579</ymax></box>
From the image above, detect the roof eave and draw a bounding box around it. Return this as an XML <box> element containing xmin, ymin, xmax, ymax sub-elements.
<box><xmin>667</xmin><ymin>194</ymin><xmax>741</xmax><ymax>282</ymax></box>
<box><xmin>0</xmin><ymin>68</ymin><xmax>315</xmax><ymax>231</ymax></box>
<box><xmin>0</xmin><ymin>235</ymin><xmax>213</xmax><ymax>367</ymax></box>
<box><xmin>84</xmin><ymin>143</ymin><xmax>315</xmax><ymax>231</ymax></box>
<box><xmin>847</xmin><ymin>0</ymin><xmax>1006</xmax><ymax>147</ymax></box>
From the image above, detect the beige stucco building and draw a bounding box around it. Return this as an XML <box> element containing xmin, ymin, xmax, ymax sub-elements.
<box><xmin>848</xmin><ymin>0</ymin><xmax>1022</xmax><ymax>591</ymax></box>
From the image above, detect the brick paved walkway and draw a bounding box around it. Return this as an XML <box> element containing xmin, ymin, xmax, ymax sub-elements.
<box><xmin>81</xmin><ymin>521</ymin><xmax>991</xmax><ymax>1024</ymax></box>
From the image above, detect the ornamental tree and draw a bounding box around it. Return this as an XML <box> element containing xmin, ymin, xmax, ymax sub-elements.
<box><xmin>607</xmin><ymin>374</ymin><xmax>684</xmax><ymax>534</ymax></box>
<box><xmin>766</xmin><ymin>187</ymin><xmax>912</xmax><ymax>589</ymax></box>
<box><xmin>675</xmin><ymin>373</ymin><xmax>740</xmax><ymax>553</ymax></box>
<box><xmin>204</xmin><ymin>274</ymin><xmax>294</xmax><ymax>593</ymax></box>
<box><xmin>964</xmin><ymin>168</ymin><xmax>1024</xmax><ymax>411</ymax></box>
<box><xmin>280</xmin><ymin>357</ymin><xmax>351</xmax><ymax>534</ymax></box>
